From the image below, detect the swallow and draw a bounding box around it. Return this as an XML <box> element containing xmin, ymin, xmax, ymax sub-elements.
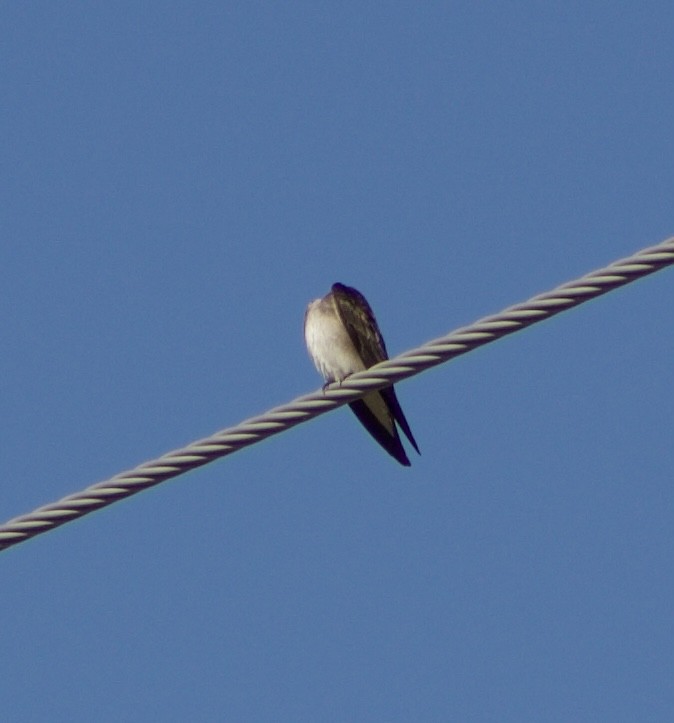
<box><xmin>304</xmin><ymin>283</ymin><xmax>420</xmax><ymax>465</ymax></box>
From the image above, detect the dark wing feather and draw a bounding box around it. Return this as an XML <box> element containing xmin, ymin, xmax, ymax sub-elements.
<box><xmin>348</xmin><ymin>398</ymin><xmax>411</xmax><ymax>466</ymax></box>
<box><xmin>332</xmin><ymin>282</ymin><xmax>420</xmax><ymax>457</ymax></box>
<box><xmin>380</xmin><ymin>386</ymin><xmax>420</xmax><ymax>455</ymax></box>
<box><xmin>331</xmin><ymin>283</ymin><xmax>388</xmax><ymax>368</ymax></box>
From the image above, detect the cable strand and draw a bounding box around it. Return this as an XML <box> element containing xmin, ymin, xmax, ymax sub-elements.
<box><xmin>1</xmin><ymin>237</ymin><xmax>672</xmax><ymax>552</ymax></box>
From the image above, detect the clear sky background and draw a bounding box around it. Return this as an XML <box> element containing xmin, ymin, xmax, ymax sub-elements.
<box><xmin>1</xmin><ymin>3</ymin><xmax>673</xmax><ymax>721</ymax></box>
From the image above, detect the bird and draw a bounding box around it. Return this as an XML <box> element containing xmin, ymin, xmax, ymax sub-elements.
<box><xmin>304</xmin><ymin>282</ymin><xmax>420</xmax><ymax>466</ymax></box>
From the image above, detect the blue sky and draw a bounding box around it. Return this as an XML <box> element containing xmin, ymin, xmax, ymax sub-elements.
<box><xmin>1</xmin><ymin>3</ymin><xmax>673</xmax><ymax>721</ymax></box>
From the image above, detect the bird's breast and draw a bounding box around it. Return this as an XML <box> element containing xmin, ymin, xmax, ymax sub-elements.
<box><xmin>304</xmin><ymin>301</ymin><xmax>365</xmax><ymax>382</ymax></box>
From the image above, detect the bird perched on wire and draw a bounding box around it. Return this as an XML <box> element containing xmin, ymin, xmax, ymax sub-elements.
<box><xmin>304</xmin><ymin>282</ymin><xmax>420</xmax><ymax>466</ymax></box>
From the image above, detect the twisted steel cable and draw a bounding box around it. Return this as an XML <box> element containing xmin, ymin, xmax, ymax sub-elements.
<box><xmin>1</xmin><ymin>237</ymin><xmax>673</xmax><ymax>552</ymax></box>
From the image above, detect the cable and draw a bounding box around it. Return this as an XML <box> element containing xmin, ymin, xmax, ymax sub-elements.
<box><xmin>1</xmin><ymin>237</ymin><xmax>672</xmax><ymax>552</ymax></box>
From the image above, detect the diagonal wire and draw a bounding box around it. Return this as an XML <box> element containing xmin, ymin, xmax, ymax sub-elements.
<box><xmin>1</xmin><ymin>237</ymin><xmax>673</xmax><ymax>553</ymax></box>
